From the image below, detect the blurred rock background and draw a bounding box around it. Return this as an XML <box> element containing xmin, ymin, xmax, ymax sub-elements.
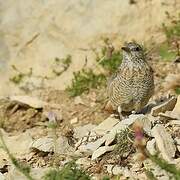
<box><xmin>0</xmin><ymin>0</ymin><xmax>179</xmax><ymax>96</ymax></box>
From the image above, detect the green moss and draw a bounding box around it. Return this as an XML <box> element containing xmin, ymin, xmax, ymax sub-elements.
<box><xmin>66</xmin><ymin>69</ymin><xmax>106</xmax><ymax>97</ymax></box>
<box><xmin>96</xmin><ymin>42</ymin><xmax>122</xmax><ymax>73</ymax></box>
<box><xmin>149</xmin><ymin>154</ymin><xmax>180</xmax><ymax>180</ymax></box>
<box><xmin>0</xmin><ymin>130</ymin><xmax>34</xmax><ymax>180</ymax></box>
<box><xmin>114</xmin><ymin>128</ymin><xmax>134</xmax><ymax>157</ymax></box>
<box><xmin>52</xmin><ymin>55</ymin><xmax>72</xmax><ymax>76</ymax></box>
<box><xmin>43</xmin><ymin>161</ymin><xmax>91</xmax><ymax>180</ymax></box>
<box><xmin>158</xmin><ymin>43</ymin><xmax>176</xmax><ymax>61</ymax></box>
<box><xmin>162</xmin><ymin>15</ymin><xmax>180</xmax><ymax>40</ymax></box>
<box><xmin>10</xmin><ymin>73</ymin><xmax>25</xmax><ymax>84</ymax></box>
<box><xmin>101</xmin><ymin>176</ymin><xmax>110</xmax><ymax>180</ymax></box>
<box><xmin>66</xmin><ymin>38</ymin><xmax>123</xmax><ymax>97</ymax></box>
<box><xmin>145</xmin><ymin>170</ymin><xmax>157</xmax><ymax>180</ymax></box>
<box><xmin>175</xmin><ymin>87</ymin><xmax>180</xmax><ymax>94</ymax></box>
<box><xmin>9</xmin><ymin>65</ymin><xmax>33</xmax><ymax>85</ymax></box>
<box><xmin>98</xmin><ymin>51</ymin><xmax>122</xmax><ymax>73</ymax></box>
<box><xmin>160</xmin><ymin>13</ymin><xmax>180</xmax><ymax>61</ymax></box>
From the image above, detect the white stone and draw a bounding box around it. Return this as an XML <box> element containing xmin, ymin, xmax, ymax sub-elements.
<box><xmin>76</xmin><ymin>157</ymin><xmax>91</xmax><ymax>169</ymax></box>
<box><xmin>106</xmin><ymin>165</ymin><xmax>124</xmax><ymax>175</ymax></box>
<box><xmin>70</xmin><ymin>117</ymin><xmax>78</xmax><ymax>124</ymax></box>
<box><xmin>151</xmin><ymin>97</ymin><xmax>177</xmax><ymax>116</ymax></box>
<box><xmin>56</xmin><ymin>136</ymin><xmax>74</xmax><ymax>154</ymax></box>
<box><xmin>74</xmin><ymin>96</ymin><xmax>84</xmax><ymax>105</ymax></box>
<box><xmin>0</xmin><ymin>1</ymin><xmax>179</xmax><ymax>97</ymax></box>
<box><xmin>0</xmin><ymin>129</ymin><xmax>33</xmax><ymax>155</ymax></box>
<box><xmin>151</xmin><ymin>124</ymin><xmax>176</xmax><ymax>162</ymax></box>
<box><xmin>6</xmin><ymin>166</ymin><xmax>49</xmax><ymax>180</ymax></box>
<box><xmin>76</xmin><ymin>115</ymin><xmax>137</xmax><ymax>154</ymax></box>
<box><xmin>9</xmin><ymin>95</ymin><xmax>46</xmax><ymax>109</ymax></box>
<box><xmin>74</xmin><ymin>124</ymin><xmax>96</xmax><ymax>139</ymax></box>
<box><xmin>92</xmin><ymin>116</ymin><xmax>119</xmax><ymax>136</ymax></box>
<box><xmin>159</xmin><ymin>112</ymin><xmax>178</xmax><ymax>121</ymax></box>
<box><xmin>91</xmin><ymin>145</ymin><xmax>115</xmax><ymax>160</ymax></box>
<box><xmin>30</xmin><ymin>136</ymin><xmax>73</xmax><ymax>153</ymax></box>
<box><xmin>146</xmin><ymin>139</ymin><xmax>157</xmax><ymax>155</ymax></box>
<box><xmin>172</xmin><ymin>95</ymin><xmax>180</xmax><ymax>118</ymax></box>
<box><xmin>78</xmin><ymin>136</ymin><xmax>107</xmax><ymax>154</ymax></box>
<box><xmin>104</xmin><ymin>114</ymin><xmax>146</xmax><ymax>145</ymax></box>
<box><xmin>106</xmin><ymin>165</ymin><xmax>138</xmax><ymax>178</ymax></box>
<box><xmin>143</xmin><ymin>159</ymin><xmax>172</xmax><ymax>180</ymax></box>
<box><xmin>30</xmin><ymin>137</ymin><xmax>54</xmax><ymax>152</ymax></box>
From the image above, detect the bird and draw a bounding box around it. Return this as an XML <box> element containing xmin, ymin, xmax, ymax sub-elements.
<box><xmin>106</xmin><ymin>42</ymin><xmax>154</xmax><ymax>119</ymax></box>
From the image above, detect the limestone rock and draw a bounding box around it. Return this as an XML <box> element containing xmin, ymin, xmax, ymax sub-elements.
<box><xmin>104</xmin><ymin>114</ymin><xmax>150</xmax><ymax>145</ymax></box>
<box><xmin>30</xmin><ymin>136</ymin><xmax>73</xmax><ymax>154</ymax></box>
<box><xmin>76</xmin><ymin>157</ymin><xmax>91</xmax><ymax>169</ymax></box>
<box><xmin>70</xmin><ymin>117</ymin><xmax>78</xmax><ymax>124</ymax></box>
<box><xmin>9</xmin><ymin>95</ymin><xmax>45</xmax><ymax>109</ymax></box>
<box><xmin>0</xmin><ymin>129</ymin><xmax>33</xmax><ymax>155</ymax></box>
<box><xmin>30</xmin><ymin>137</ymin><xmax>54</xmax><ymax>152</ymax></box>
<box><xmin>106</xmin><ymin>165</ymin><xmax>138</xmax><ymax>178</ymax></box>
<box><xmin>143</xmin><ymin>159</ymin><xmax>173</xmax><ymax>180</ymax></box>
<box><xmin>91</xmin><ymin>145</ymin><xmax>115</xmax><ymax>160</ymax></box>
<box><xmin>74</xmin><ymin>96</ymin><xmax>85</xmax><ymax>105</ymax></box>
<box><xmin>151</xmin><ymin>97</ymin><xmax>177</xmax><ymax>117</ymax></box>
<box><xmin>146</xmin><ymin>139</ymin><xmax>157</xmax><ymax>155</ymax></box>
<box><xmin>0</xmin><ymin>0</ymin><xmax>179</xmax><ymax>96</ymax></box>
<box><xmin>78</xmin><ymin>136</ymin><xmax>107</xmax><ymax>154</ymax></box>
<box><xmin>74</xmin><ymin>124</ymin><xmax>96</xmax><ymax>139</ymax></box>
<box><xmin>92</xmin><ymin>116</ymin><xmax>119</xmax><ymax>136</ymax></box>
<box><xmin>172</xmin><ymin>95</ymin><xmax>180</xmax><ymax>119</ymax></box>
<box><xmin>151</xmin><ymin>124</ymin><xmax>176</xmax><ymax>162</ymax></box>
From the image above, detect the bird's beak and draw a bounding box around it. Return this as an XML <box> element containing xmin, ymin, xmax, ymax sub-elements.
<box><xmin>121</xmin><ymin>46</ymin><xmax>130</xmax><ymax>53</ymax></box>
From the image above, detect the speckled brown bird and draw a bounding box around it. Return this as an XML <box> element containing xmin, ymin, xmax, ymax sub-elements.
<box><xmin>106</xmin><ymin>42</ymin><xmax>154</xmax><ymax>118</ymax></box>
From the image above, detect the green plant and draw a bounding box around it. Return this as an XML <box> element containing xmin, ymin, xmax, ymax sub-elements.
<box><xmin>159</xmin><ymin>13</ymin><xmax>180</xmax><ymax>61</ymax></box>
<box><xmin>162</xmin><ymin>14</ymin><xmax>180</xmax><ymax>40</ymax></box>
<box><xmin>66</xmin><ymin>69</ymin><xmax>106</xmax><ymax>97</ymax></box>
<box><xmin>158</xmin><ymin>43</ymin><xmax>176</xmax><ymax>61</ymax></box>
<box><xmin>0</xmin><ymin>130</ymin><xmax>34</xmax><ymax>180</ymax></box>
<box><xmin>9</xmin><ymin>65</ymin><xmax>32</xmax><ymax>85</ymax></box>
<box><xmin>101</xmin><ymin>176</ymin><xmax>110</xmax><ymax>180</ymax></box>
<box><xmin>114</xmin><ymin>128</ymin><xmax>134</xmax><ymax>157</ymax></box>
<box><xmin>149</xmin><ymin>154</ymin><xmax>180</xmax><ymax>180</ymax></box>
<box><xmin>175</xmin><ymin>87</ymin><xmax>180</xmax><ymax>94</ymax></box>
<box><xmin>96</xmin><ymin>41</ymin><xmax>122</xmax><ymax>73</ymax></box>
<box><xmin>97</xmin><ymin>49</ymin><xmax>122</xmax><ymax>73</ymax></box>
<box><xmin>52</xmin><ymin>55</ymin><xmax>72</xmax><ymax>76</ymax></box>
<box><xmin>43</xmin><ymin>161</ymin><xmax>91</xmax><ymax>180</ymax></box>
<box><xmin>145</xmin><ymin>170</ymin><xmax>157</xmax><ymax>180</ymax></box>
<box><xmin>66</xmin><ymin>39</ymin><xmax>123</xmax><ymax>97</ymax></box>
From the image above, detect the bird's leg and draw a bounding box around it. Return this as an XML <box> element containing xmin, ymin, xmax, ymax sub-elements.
<box><xmin>118</xmin><ymin>106</ymin><xmax>124</xmax><ymax>120</ymax></box>
<box><xmin>133</xmin><ymin>102</ymin><xmax>143</xmax><ymax>114</ymax></box>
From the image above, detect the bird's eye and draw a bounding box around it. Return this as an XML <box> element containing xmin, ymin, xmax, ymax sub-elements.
<box><xmin>135</xmin><ymin>47</ymin><xmax>140</xmax><ymax>51</ymax></box>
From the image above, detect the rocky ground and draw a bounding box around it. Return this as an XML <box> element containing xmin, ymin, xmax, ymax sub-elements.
<box><xmin>0</xmin><ymin>0</ymin><xmax>180</xmax><ymax>180</ymax></box>
<box><xmin>0</xmin><ymin>56</ymin><xmax>179</xmax><ymax>179</ymax></box>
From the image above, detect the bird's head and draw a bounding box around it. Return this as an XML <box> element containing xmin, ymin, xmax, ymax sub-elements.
<box><xmin>121</xmin><ymin>42</ymin><xmax>145</xmax><ymax>61</ymax></box>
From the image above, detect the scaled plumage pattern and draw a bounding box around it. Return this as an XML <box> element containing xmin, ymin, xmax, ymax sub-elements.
<box><xmin>107</xmin><ymin>42</ymin><xmax>154</xmax><ymax>117</ymax></box>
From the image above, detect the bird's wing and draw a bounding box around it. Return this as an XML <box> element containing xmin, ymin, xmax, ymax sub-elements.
<box><xmin>107</xmin><ymin>70</ymin><xmax>120</xmax><ymax>97</ymax></box>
